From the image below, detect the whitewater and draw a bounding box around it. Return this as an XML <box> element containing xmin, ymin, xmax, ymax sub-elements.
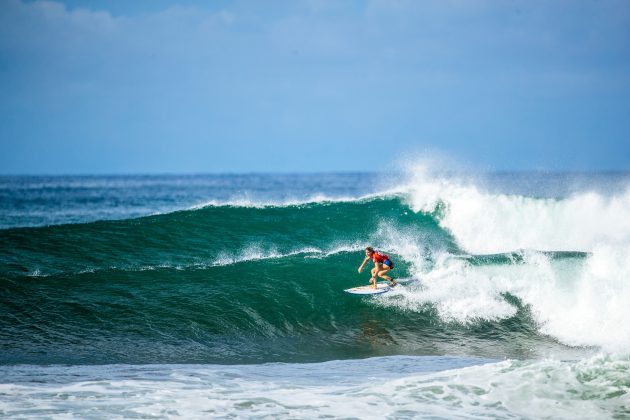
<box><xmin>1</xmin><ymin>169</ymin><xmax>629</xmax><ymax>418</ymax></box>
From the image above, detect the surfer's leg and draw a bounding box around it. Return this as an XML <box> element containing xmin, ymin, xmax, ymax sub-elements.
<box><xmin>369</xmin><ymin>267</ymin><xmax>378</xmax><ymax>288</ymax></box>
<box><xmin>378</xmin><ymin>267</ymin><xmax>398</xmax><ymax>286</ymax></box>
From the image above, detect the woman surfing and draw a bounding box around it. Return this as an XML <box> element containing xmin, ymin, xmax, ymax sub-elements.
<box><xmin>357</xmin><ymin>247</ymin><xmax>398</xmax><ymax>289</ymax></box>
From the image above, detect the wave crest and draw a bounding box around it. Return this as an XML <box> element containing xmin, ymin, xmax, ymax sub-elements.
<box><xmin>404</xmin><ymin>169</ymin><xmax>630</xmax><ymax>253</ymax></box>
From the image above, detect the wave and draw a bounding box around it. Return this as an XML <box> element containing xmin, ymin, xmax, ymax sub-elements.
<box><xmin>0</xmin><ymin>245</ymin><xmax>616</xmax><ymax>364</ymax></box>
<box><xmin>0</xmin><ymin>196</ymin><xmax>438</xmax><ymax>278</ymax></box>
<box><xmin>2</xmin><ymin>170</ymin><xmax>630</xmax><ymax>363</ymax></box>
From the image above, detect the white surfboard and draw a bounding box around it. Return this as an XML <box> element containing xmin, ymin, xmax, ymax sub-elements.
<box><xmin>344</xmin><ymin>281</ymin><xmax>393</xmax><ymax>295</ymax></box>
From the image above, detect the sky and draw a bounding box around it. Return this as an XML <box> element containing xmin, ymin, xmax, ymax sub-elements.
<box><xmin>1</xmin><ymin>0</ymin><xmax>629</xmax><ymax>174</ymax></box>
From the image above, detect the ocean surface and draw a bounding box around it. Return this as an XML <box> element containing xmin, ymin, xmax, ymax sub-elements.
<box><xmin>1</xmin><ymin>169</ymin><xmax>630</xmax><ymax>418</ymax></box>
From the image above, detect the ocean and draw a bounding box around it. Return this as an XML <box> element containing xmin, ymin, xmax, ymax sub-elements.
<box><xmin>1</xmin><ymin>169</ymin><xmax>629</xmax><ymax>418</ymax></box>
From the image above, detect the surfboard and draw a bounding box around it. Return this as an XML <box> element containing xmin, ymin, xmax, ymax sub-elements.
<box><xmin>344</xmin><ymin>282</ymin><xmax>393</xmax><ymax>295</ymax></box>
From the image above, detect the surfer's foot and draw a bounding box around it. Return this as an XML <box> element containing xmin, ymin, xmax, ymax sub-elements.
<box><xmin>390</xmin><ymin>280</ymin><xmax>398</xmax><ymax>287</ymax></box>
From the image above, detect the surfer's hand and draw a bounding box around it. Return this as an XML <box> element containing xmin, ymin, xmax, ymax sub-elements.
<box><xmin>357</xmin><ymin>267</ymin><xmax>362</xmax><ymax>273</ymax></box>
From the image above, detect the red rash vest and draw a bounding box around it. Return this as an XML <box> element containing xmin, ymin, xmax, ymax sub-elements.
<box><xmin>372</xmin><ymin>250</ymin><xmax>389</xmax><ymax>263</ymax></box>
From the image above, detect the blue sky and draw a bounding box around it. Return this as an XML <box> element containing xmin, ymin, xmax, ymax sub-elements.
<box><xmin>1</xmin><ymin>0</ymin><xmax>629</xmax><ymax>174</ymax></box>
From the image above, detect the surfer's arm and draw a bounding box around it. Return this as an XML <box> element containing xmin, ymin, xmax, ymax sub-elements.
<box><xmin>358</xmin><ymin>257</ymin><xmax>370</xmax><ymax>273</ymax></box>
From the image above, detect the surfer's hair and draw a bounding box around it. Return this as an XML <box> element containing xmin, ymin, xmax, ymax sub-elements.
<box><xmin>365</xmin><ymin>247</ymin><xmax>374</xmax><ymax>253</ymax></box>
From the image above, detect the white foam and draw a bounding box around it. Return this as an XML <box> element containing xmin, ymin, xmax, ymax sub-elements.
<box><xmin>0</xmin><ymin>355</ymin><xmax>627</xmax><ymax>418</ymax></box>
<box><xmin>374</xmin><ymin>245</ymin><xmax>630</xmax><ymax>351</ymax></box>
<box><xmin>373</xmin><ymin>354</ymin><xmax>630</xmax><ymax>419</ymax></box>
<box><xmin>374</xmin><ymin>253</ymin><xmax>518</xmax><ymax>323</ymax></box>
<box><xmin>403</xmin><ymin>165</ymin><xmax>630</xmax><ymax>254</ymax></box>
<box><xmin>536</xmin><ymin>244</ymin><xmax>630</xmax><ymax>351</ymax></box>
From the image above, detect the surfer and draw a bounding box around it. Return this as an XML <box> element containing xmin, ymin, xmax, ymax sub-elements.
<box><xmin>358</xmin><ymin>247</ymin><xmax>398</xmax><ymax>289</ymax></box>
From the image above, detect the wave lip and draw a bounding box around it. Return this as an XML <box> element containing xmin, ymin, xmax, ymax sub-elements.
<box><xmin>188</xmin><ymin>190</ymin><xmax>404</xmax><ymax>211</ymax></box>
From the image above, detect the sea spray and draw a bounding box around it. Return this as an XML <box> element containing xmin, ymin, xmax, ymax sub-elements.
<box><xmin>404</xmin><ymin>167</ymin><xmax>630</xmax><ymax>253</ymax></box>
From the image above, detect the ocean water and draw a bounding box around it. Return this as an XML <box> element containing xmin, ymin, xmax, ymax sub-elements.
<box><xmin>1</xmin><ymin>169</ymin><xmax>630</xmax><ymax>418</ymax></box>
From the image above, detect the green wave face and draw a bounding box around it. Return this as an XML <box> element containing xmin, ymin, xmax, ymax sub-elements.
<box><xmin>0</xmin><ymin>198</ymin><xmax>582</xmax><ymax>364</ymax></box>
<box><xmin>0</xmin><ymin>196</ymin><xmax>449</xmax><ymax>276</ymax></box>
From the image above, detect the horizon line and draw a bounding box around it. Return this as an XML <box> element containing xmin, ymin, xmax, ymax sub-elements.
<box><xmin>1</xmin><ymin>169</ymin><xmax>630</xmax><ymax>177</ymax></box>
